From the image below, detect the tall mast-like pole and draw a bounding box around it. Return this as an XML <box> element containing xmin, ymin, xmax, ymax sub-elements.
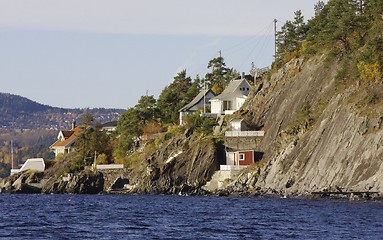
<box><xmin>203</xmin><ymin>79</ymin><xmax>206</xmax><ymax>114</ymax></box>
<box><xmin>11</xmin><ymin>140</ymin><xmax>14</xmax><ymax>169</ymax></box>
<box><xmin>274</xmin><ymin>19</ymin><xmax>278</xmax><ymax>61</ymax></box>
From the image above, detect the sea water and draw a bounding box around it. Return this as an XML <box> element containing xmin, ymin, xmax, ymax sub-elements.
<box><xmin>1</xmin><ymin>194</ymin><xmax>383</xmax><ymax>239</ymax></box>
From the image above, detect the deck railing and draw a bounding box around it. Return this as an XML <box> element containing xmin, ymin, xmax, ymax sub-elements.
<box><xmin>220</xmin><ymin>165</ymin><xmax>248</xmax><ymax>171</ymax></box>
<box><xmin>225</xmin><ymin>131</ymin><xmax>265</xmax><ymax>137</ymax></box>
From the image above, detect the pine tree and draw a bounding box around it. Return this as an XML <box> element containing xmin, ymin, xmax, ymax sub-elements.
<box><xmin>157</xmin><ymin>70</ymin><xmax>193</xmax><ymax>124</ymax></box>
<box><xmin>204</xmin><ymin>56</ymin><xmax>232</xmax><ymax>94</ymax></box>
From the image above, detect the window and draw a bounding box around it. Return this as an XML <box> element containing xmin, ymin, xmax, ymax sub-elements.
<box><xmin>247</xmin><ymin>88</ymin><xmax>249</xmax><ymax>91</ymax></box>
<box><xmin>223</xmin><ymin>101</ymin><xmax>232</xmax><ymax>110</ymax></box>
<box><xmin>239</xmin><ymin>153</ymin><xmax>245</xmax><ymax>161</ymax></box>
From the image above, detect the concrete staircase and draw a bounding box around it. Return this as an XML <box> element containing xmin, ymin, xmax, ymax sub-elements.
<box><xmin>202</xmin><ymin>170</ymin><xmax>241</xmax><ymax>192</ymax></box>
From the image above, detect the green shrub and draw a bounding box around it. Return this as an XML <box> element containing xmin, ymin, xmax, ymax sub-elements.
<box><xmin>367</xmin><ymin>93</ymin><xmax>379</xmax><ymax>104</ymax></box>
<box><xmin>183</xmin><ymin>112</ymin><xmax>217</xmax><ymax>135</ymax></box>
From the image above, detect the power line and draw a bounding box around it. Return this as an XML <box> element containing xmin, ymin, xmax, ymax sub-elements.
<box><xmin>231</xmin><ymin>20</ymin><xmax>275</xmax><ymax>70</ymax></box>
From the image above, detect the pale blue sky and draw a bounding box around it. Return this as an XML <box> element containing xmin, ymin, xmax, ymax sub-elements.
<box><xmin>0</xmin><ymin>0</ymin><xmax>328</xmax><ymax>109</ymax></box>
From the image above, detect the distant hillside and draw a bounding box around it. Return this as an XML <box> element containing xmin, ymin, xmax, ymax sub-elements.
<box><xmin>0</xmin><ymin>92</ymin><xmax>125</xmax><ymax>130</ymax></box>
<box><xmin>0</xmin><ymin>93</ymin><xmax>56</xmax><ymax>113</ymax></box>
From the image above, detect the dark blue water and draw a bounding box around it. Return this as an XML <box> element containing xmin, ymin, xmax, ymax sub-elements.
<box><xmin>1</xmin><ymin>194</ymin><xmax>383</xmax><ymax>239</ymax></box>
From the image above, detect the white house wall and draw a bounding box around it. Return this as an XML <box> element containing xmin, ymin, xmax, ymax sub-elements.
<box><xmin>231</xmin><ymin>120</ymin><xmax>242</xmax><ymax>131</ymax></box>
<box><xmin>179</xmin><ymin>111</ymin><xmax>190</xmax><ymax>125</ymax></box>
<box><xmin>226</xmin><ymin>152</ymin><xmax>235</xmax><ymax>165</ymax></box>
<box><xmin>236</xmin><ymin>97</ymin><xmax>247</xmax><ymax>110</ymax></box>
<box><xmin>210</xmin><ymin>100</ymin><xmax>222</xmax><ymax>114</ymax></box>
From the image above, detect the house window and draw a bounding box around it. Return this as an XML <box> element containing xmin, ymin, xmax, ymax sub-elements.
<box><xmin>223</xmin><ymin>101</ymin><xmax>232</xmax><ymax>110</ymax></box>
<box><xmin>239</xmin><ymin>153</ymin><xmax>245</xmax><ymax>161</ymax></box>
<box><xmin>247</xmin><ymin>88</ymin><xmax>250</xmax><ymax>91</ymax></box>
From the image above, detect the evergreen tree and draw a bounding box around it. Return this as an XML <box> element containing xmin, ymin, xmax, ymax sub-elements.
<box><xmin>117</xmin><ymin>94</ymin><xmax>159</xmax><ymax>153</ymax></box>
<box><xmin>157</xmin><ymin>70</ymin><xmax>193</xmax><ymax>124</ymax></box>
<box><xmin>75</xmin><ymin>116</ymin><xmax>112</xmax><ymax>163</ymax></box>
<box><xmin>135</xmin><ymin>95</ymin><xmax>159</xmax><ymax>125</ymax></box>
<box><xmin>80</xmin><ymin>110</ymin><xmax>93</xmax><ymax>127</ymax></box>
<box><xmin>116</xmin><ymin>107</ymin><xmax>142</xmax><ymax>154</ymax></box>
<box><xmin>275</xmin><ymin>9</ymin><xmax>308</xmax><ymax>64</ymax></box>
<box><xmin>186</xmin><ymin>75</ymin><xmax>202</xmax><ymax>101</ymax></box>
<box><xmin>204</xmin><ymin>56</ymin><xmax>232</xmax><ymax>94</ymax></box>
<box><xmin>314</xmin><ymin>1</ymin><xmax>325</xmax><ymax>16</ymax></box>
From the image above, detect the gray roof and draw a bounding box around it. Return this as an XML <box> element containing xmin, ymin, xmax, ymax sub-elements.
<box><xmin>210</xmin><ymin>79</ymin><xmax>251</xmax><ymax>100</ymax></box>
<box><xmin>102</xmin><ymin>121</ymin><xmax>118</xmax><ymax>127</ymax></box>
<box><xmin>179</xmin><ymin>89</ymin><xmax>215</xmax><ymax>112</ymax></box>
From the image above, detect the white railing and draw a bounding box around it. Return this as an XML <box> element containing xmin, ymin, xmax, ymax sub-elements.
<box><xmin>10</xmin><ymin>169</ymin><xmax>21</xmax><ymax>175</ymax></box>
<box><xmin>220</xmin><ymin>165</ymin><xmax>247</xmax><ymax>171</ymax></box>
<box><xmin>96</xmin><ymin>164</ymin><xmax>124</xmax><ymax>170</ymax></box>
<box><xmin>225</xmin><ymin>131</ymin><xmax>265</xmax><ymax>137</ymax></box>
<box><xmin>224</xmin><ymin>110</ymin><xmax>236</xmax><ymax>115</ymax></box>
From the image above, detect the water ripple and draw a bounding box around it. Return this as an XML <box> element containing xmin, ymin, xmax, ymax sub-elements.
<box><xmin>1</xmin><ymin>194</ymin><xmax>383</xmax><ymax>239</ymax></box>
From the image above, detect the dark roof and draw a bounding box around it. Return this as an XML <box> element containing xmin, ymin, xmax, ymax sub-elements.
<box><xmin>102</xmin><ymin>121</ymin><xmax>118</xmax><ymax>127</ymax></box>
<box><xmin>62</xmin><ymin>130</ymin><xmax>74</xmax><ymax>138</ymax></box>
<box><xmin>179</xmin><ymin>89</ymin><xmax>215</xmax><ymax>112</ymax></box>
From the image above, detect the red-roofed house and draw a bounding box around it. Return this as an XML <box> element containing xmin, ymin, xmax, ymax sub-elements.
<box><xmin>50</xmin><ymin>122</ymin><xmax>83</xmax><ymax>157</ymax></box>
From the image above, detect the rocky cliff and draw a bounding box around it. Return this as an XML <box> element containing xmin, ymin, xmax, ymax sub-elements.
<box><xmin>226</xmin><ymin>54</ymin><xmax>383</xmax><ymax>198</ymax></box>
<box><xmin>42</xmin><ymin>170</ymin><xmax>104</xmax><ymax>194</ymax></box>
<box><xmin>123</xmin><ymin>130</ymin><xmax>222</xmax><ymax>195</ymax></box>
<box><xmin>0</xmin><ymin>129</ymin><xmax>221</xmax><ymax>195</ymax></box>
<box><xmin>0</xmin><ymin>171</ymin><xmax>44</xmax><ymax>194</ymax></box>
<box><xmin>0</xmin><ymin>170</ymin><xmax>104</xmax><ymax>194</ymax></box>
<box><xmin>4</xmin><ymin>55</ymin><xmax>383</xmax><ymax>198</ymax></box>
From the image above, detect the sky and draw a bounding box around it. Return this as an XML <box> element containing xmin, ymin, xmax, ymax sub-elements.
<box><xmin>0</xmin><ymin>0</ymin><xmax>328</xmax><ymax>109</ymax></box>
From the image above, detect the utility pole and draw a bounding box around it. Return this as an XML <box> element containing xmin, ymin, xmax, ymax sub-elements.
<box><xmin>11</xmin><ymin>140</ymin><xmax>14</xmax><ymax>169</ymax></box>
<box><xmin>92</xmin><ymin>151</ymin><xmax>97</xmax><ymax>170</ymax></box>
<box><xmin>203</xmin><ymin>78</ymin><xmax>206</xmax><ymax>115</ymax></box>
<box><xmin>219</xmin><ymin>50</ymin><xmax>222</xmax><ymax>58</ymax></box>
<box><xmin>274</xmin><ymin>19</ymin><xmax>278</xmax><ymax>61</ymax></box>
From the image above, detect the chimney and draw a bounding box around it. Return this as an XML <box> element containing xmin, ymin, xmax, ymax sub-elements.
<box><xmin>241</xmin><ymin>72</ymin><xmax>245</xmax><ymax>79</ymax></box>
<box><xmin>72</xmin><ymin>120</ymin><xmax>76</xmax><ymax>130</ymax></box>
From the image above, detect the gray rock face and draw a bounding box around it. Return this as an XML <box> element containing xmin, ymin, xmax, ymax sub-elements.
<box><xmin>230</xmin><ymin>55</ymin><xmax>383</xmax><ymax>198</ymax></box>
<box><xmin>126</xmin><ymin>132</ymin><xmax>221</xmax><ymax>195</ymax></box>
<box><xmin>42</xmin><ymin>170</ymin><xmax>104</xmax><ymax>194</ymax></box>
<box><xmin>0</xmin><ymin>172</ymin><xmax>44</xmax><ymax>194</ymax></box>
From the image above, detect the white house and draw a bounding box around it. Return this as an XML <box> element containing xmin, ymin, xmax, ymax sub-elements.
<box><xmin>102</xmin><ymin>121</ymin><xmax>118</xmax><ymax>133</ymax></box>
<box><xmin>209</xmin><ymin>78</ymin><xmax>252</xmax><ymax>115</ymax></box>
<box><xmin>179</xmin><ymin>89</ymin><xmax>216</xmax><ymax>125</ymax></box>
<box><xmin>50</xmin><ymin>124</ymin><xmax>82</xmax><ymax>157</ymax></box>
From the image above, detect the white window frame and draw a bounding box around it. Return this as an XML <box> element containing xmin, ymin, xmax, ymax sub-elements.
<box><xmin>239</xmin><ymin>153</ymin><xmax>245</xmax><ymax>161</ymax></box>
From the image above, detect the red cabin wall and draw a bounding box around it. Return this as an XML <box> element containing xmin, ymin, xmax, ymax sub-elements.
<box><xmin>234</xmin><ymin>150</ymin><xmax>254</xmax><ymax>166</ymax></box>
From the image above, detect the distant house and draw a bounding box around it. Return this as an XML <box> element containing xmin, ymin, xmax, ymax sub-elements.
<box><xmin>179</xmin><ymin>89</ymin><xmax>216</xmax><ymax>125</ymax></box>
<box><xmin>210</xmin><ymin>78</ymin><xmax>252</xmax><ymax>115</ymax></box>
<box><xmin>50</xmin><ymin>122</ymin><xmax>83</xmax><ymax>157</ymax></box>
<box><xmin>102</xmin><ymin>121</ymin><xmax>118</xmax><ymax>133</ymax></box>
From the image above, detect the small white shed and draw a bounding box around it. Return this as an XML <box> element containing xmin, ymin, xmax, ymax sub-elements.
<box><xmin>19</xmin><ymin>158</ymin><xmax>45</xmax><ymax>172</ymax></box>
